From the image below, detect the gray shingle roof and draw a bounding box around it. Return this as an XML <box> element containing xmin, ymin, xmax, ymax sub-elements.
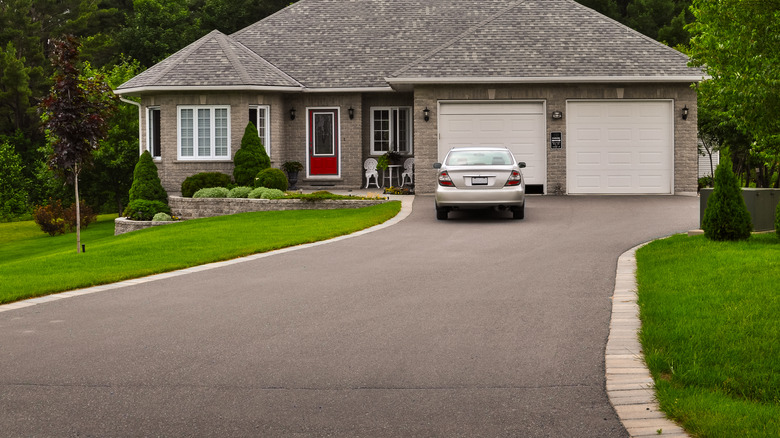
<box><xmin>117</xmin><ymin>30</ymin><xmax>302</xmax><ymax>92</ymax></box>
<box><xmin>117</xmin><ymin>0</ymin><xmax>702</xmax><ymax>93</ymax></box>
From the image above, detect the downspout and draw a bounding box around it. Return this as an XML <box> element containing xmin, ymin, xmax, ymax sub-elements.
<box><xmin>119</xmin><ymin>96</ymin><xmax>144</xmax><ymax>155</ymax></box>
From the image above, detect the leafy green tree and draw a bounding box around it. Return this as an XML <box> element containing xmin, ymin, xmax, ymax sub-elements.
<box><xmin>626</xmin><ymin>0</ymin><xmax>692</xmax><ymax>47</ymax></box>
<box><xmin>39</xmin><ymin>36</ymin><xmax>116</xmax><ymax>253</ymax></box>
<box><xmin>0</xmin><ymin>141</ymin><xmax>29</xmax><ymax>220</ymax></box>
<box><xmin>575</xmin><ymin>0</ymin><xmax>621</xmax><ymax>21</ymax></box>
<box><xmin>119</xmin><ymin>0</ymin><xmax>205</xmax><ymax>67</ymax></box>
<box><xmin>702</xmin><ymin>155</ymin><xmax>753</xmax><ymax>241</ymax></box>
<box><xmin>195</xmin><ymin>0</ymin><xmax>295</xmax><ymax>35</ymax></box>
<box><xmin>688</xmin><ymin>0</ymin><xmax>780</xmax><ymax>164</ymax></box>
<box><xmin>128</xmin><ymin>151</ymin><xmax>168</xmax><ymax>204</ymax></box>
<box><xmin>80</xmin><ymin>58</ymin><xmax>142</xmax><ymax>214</ymax></box>
<box><xmin>233</xmin><ymin>122</ymin><xmax>271</xmax><ymax>186</ymax></box>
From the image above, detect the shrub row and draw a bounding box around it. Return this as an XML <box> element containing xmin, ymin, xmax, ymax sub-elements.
<box><xmin>182</xmin><ymin>168</ymin><xmax>288</xmax><ymax>197</ymax></box>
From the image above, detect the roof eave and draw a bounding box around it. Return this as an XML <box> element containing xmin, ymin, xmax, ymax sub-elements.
<box><xmin>385</xmin><ymin>75</ymin><xmax>709</xmax><ymax>85</ymax></box>
<box><xmin>114</xmin><ymin>85</ymin><xmax>306</xmax><ymax>95</ymax></box>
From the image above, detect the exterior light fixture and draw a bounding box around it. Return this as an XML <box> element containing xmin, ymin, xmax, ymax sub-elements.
<box><xmin>551</xmin><ymin>110</ymin><xmax>563</xmax><ymax>120</ymax></box>
<box><xmin>348</xmin><ymin>106</ymin><xmax>354</xmax><ymax>119</ymax></box>
<box><xmin>682</xmin><ymin>105</ymin><xmax>689</xmax><ymax>120</ymax></box>
<box><xmin>290</xmin><ymin>108</ymin><xmax>296</xmax><ymax>120</ymax></box>
<box><xmin>423</xmin><ymin>107</ymin><xmax>430</xmax><ymax>122</ymax></box>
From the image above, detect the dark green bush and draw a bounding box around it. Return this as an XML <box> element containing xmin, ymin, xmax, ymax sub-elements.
<box><xmin>254</xmin><ymin>168</ymin><xmax>288</xmax><ymax>191</ymax></box>
<box><xmin>702</xmin><ymin>156</ymin><xmax>753</xmax><ymax>241</ymax></box>
<box><xmin>181</xmin><ymin>172</ymin><xmax>233</xmax><ymax>197</ymax></box>
<box><xmin>233</xmin><ymin>123</ymin><xmax>271</xmax><ymax>186</ymax></box>
<box><xmin>129</xmin><ymin>151</ymin><xmax>168</xmax><ymax>204</ymax></box>
<box><xmin>776</xmin><ymin>199</ymin><xmax>780</xmax><ymax>238</ymax></box>
<box><xmin>123</xmin><ymin>200</ymin><xmax>172</xmax><ymax>221</ymax></box>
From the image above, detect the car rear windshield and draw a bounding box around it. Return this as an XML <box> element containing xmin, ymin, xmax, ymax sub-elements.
<box><xmin>445</xmin><ymin>150</ymin><xmax>513</xmax><ymax>166</ymax></box>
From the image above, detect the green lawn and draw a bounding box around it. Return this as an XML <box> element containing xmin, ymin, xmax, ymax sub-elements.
<box><xmin>0</xmin><ymin>202</ymin><xmax>401</xmax><ymax>304</ymax></box>
<box><xmin>636</xmin><ymin>233</ymin><xmax>780</xmax><ymax>437</ymax></box>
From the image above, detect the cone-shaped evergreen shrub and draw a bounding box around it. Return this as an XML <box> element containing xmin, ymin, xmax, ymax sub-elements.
<box><xmin>702</xmin><ymin>155</ymin><xmax>752</xmax><ymax>241</ymax></box>
<box><xmin>129</xmin><ymin>151</ymin><xmax>168</xmax><ymax>204</ymax></box>
<box><xmin>254</xmin><ymin>168</ymin><xmax>288</xmax><ymax>191</ymax></box>
<box><xmin>233</xmin><ymin>123</ymin><xmax>271</xmax><ymax>186</ymax></box>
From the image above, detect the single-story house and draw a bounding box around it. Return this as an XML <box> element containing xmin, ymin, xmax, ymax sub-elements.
<box><xmin>115</xmin><ymin>0</ymin><xmax>705</xmax><ymax>195</ymax></box>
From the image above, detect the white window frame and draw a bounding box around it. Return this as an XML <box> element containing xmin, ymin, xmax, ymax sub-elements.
<box><xmin>146</xmin><ymin>106</ymin><xmax>161</xmax><ymax>159</ymax></box>
<box><xmin>177</xmin><ymin>105</ymin><xmax>231</xmax><ymax>160</ymax></box>
<box><xmin>249</xmin><ymin>105</ymin><xmax>271</xmax><ymax>157</ymax></box>
<box><xmin>370</xmin><ymin>106</ymin><xmax>413</xmax><ymax>156</ymax></box>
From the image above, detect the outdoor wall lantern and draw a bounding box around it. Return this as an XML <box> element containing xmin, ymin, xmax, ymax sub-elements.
<box><xmin>348</xmin><ymin>106</ymin><xmax>355</xmax><ymax>119</ymax></box>
<box><xmin>423</xmin><ymin>107</ymin><xmax>430</xmax><ymax>122</ymax></box>
<box><xmin>551</xmin><ymin>110</ymin><xmax>563</xmax><ymax>120</ymax></box>
<box><xmin>682</xmin><ymin>105</ymin><xmax>689</xmax><ymax>120</ymax></box>
<box><xmin>289</xmin><ymin>108</ymin><xmax>296</xmax><ymax>120</ymax></box>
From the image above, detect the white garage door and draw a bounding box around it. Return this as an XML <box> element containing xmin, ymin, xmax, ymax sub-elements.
<box><xmin>567</xmin><ymin>101</ymin><xmax>673</xmax><ymax>194</ymax></box>
<box><xmin>439</xmin><ymin>102</ymin><xmax>546</xmax><ymax>191</ymax></box>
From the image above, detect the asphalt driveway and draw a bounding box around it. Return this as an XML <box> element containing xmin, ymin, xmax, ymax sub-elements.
<box><xmin>0</xmin><ymin>195</ymin><xmax>698</xmax><ymax>437</ymax></box>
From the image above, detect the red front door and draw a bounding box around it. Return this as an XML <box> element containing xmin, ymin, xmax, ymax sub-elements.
<box><xmin>308</xmin><ymin>109</ymin><xmax>339</xmax><ymax>176</ymax></box>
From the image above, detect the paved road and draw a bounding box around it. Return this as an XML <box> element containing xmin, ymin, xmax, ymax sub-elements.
<box><xmin>0</xmin><ymin>195</ymin><xmax>698</xmax><ymax>437</ymax></box>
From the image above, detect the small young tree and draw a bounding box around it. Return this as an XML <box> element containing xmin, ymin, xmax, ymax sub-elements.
<box><xmin>702</xmin><ymin>155</ymin><xmax>753</xmax><ymax>241</ymax></box>
<box><xmin>233</xmin><ymin>122</ymin><xmax>270</xmax><ymax>186</ymax></box>
<box><xmin>39</xmin><ymin>36</ymin><xmax>116</xmax><ymax>253</ymax></box>
<box><xmin>129</xmin><ymin>150</ymin><xmax>168</xmax><ymax>204</ymax></box>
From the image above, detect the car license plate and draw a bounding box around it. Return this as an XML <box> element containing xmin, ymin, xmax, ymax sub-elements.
<box><xmin>472</xmin><ymin>177</ymin><xmax>488</xmax><ymax>185</ymax></box>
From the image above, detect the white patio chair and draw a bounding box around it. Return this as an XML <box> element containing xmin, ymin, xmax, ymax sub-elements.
<box><xmin>400</xmin><ymin>157</ymin><xmax>414</xmax><ymax>187</ymax></box>
<box><xmin>364</xmin><ymin>158</ymin><xmax>380</xmax><ymax>188</ymax></box>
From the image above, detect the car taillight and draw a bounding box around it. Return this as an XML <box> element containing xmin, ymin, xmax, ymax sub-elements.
<box><xmin>505</xmin><ymin>170</ymin><xmax>522</xmax><ymax>186</ymax></box>
<box><xmin>438</xmin><ymin>171</ymin><xmax>454</xmax><ymax>186</ymax></box>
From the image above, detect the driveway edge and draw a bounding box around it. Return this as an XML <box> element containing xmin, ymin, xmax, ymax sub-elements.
<box><xmin>606</xmin><ymin>243</ymin><xmax>690</xmax><ymax>438</ymax></box>
<box><xmin>0</xmin><ymin>196</ymin><xmax>414</xmax><ymax>314</ymax></box>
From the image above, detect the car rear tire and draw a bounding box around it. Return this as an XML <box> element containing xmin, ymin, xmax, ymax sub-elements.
<box><xmin>512</xmin><ymin>205</ymin><xmax>525</xmax><ymax>220</ymax></box>
<box><xmin>436</xmin><ymin>205</ymin><xmax>448</xmax><ymax>220</ymax></box>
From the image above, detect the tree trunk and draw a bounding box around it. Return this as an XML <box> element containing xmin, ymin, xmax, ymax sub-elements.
<box><xmin>75</xmin><ymin>164</ymin><xmax>81</xmax><ymax>254</ymax></box>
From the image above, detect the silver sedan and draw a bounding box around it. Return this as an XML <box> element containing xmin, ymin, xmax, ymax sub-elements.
<box><xmin>433</xmin><ymin>147</ymin><xmax>526</xmax><ymax>220</ymax></box>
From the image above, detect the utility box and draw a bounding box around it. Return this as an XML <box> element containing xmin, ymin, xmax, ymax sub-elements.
<box><xmin>700</xmin><ymin>188</ymin><xmax>780</xmax><ymax>232</ymax></box>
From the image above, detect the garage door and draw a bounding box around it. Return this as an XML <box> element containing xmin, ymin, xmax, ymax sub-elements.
<box><xmin>567</xmin><ymin>101</ymin><xmax>673</xmax><ymax>194</ymax></box>
<box><xmin>439</xmin><ymin>102</ymin><xmax>546</xmax><ymax>192</ymax></box>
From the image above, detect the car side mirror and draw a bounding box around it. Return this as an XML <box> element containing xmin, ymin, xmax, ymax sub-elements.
<box><xmin>433</xmin><ymin>163</ymin><xmax>442</xmax><ymax>169</ymax></box>
<box><xmin>517</xmin><ymin>162</ymin><xmax>527</xmax><ymax>168</ymax></box>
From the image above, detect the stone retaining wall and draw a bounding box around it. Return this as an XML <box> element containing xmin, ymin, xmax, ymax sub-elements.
<box><xmin>114</xmin><ymin>217</ymin><xmax>179</xmax><ymax>235</ymax></box>
<box><xmin>169</xmin><ymin>196</ymin><xmax>388</xmax><ymax>220</ymax></box>
<box><xmin>115</xmin><ymin>196</ymin><xmax>389</xmax><ymax>234</ymax></box>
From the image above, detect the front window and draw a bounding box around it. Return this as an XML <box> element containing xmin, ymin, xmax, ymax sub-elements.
<box><xmin>147</xmin><ymin>107</ymin><xmax>161</xmax><ymax>158</ymax></box>
<box><xmin>371</xmin><ymin>107</ymin><xmax>412</xmax><ymax>155</ymax></box>
<box><xmin>177</xmin><ymin>105</ymin><xmax>230</xmax><ymax>160</ymax></box>
<box><xmin>249</xmin><ymin>105</ymin><xmax>270</xmax><ymax>157</ymax></box>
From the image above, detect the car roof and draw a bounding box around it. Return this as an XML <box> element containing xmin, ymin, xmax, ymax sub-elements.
<box><xmin>448</xmin><ymin>147</ymin><xmax>510</xmax><ymax>152</ymax></box>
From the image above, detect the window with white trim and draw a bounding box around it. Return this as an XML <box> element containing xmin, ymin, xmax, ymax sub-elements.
<box><xmin>248</xmin><ymin>105</ymin><xmax>270</xmax><ymax>157</ymax></box>
<box><xmin>177</xmin><ymin>105</ymin><xmax>230</xmax><ymax>160</ymax></box>
<box><xmin>147</xmin><ymin>107</ymin><xmax>161</xmax><ymax>158</ymax></box>
<box><xmin>371</xmin><ymin>107</ymin><xmax>412</xmax><ymax>155</ymax></box>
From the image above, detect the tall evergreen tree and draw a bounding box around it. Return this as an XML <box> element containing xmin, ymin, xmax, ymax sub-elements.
<box><xmin>702</xmin><ymin>155</ymin><xmax>753</xmax><ymax>241</ymax></box>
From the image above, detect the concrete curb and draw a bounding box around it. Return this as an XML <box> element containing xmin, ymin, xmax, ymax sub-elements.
<box><xmin>0</xmin><ymin>196</ymin><xmax>414</xmax><ymax>313</ymax></box>
<box><xmin>606</xmin><ymin>243</ymin><xmax>690</xmax><ymax>438</ymax></box>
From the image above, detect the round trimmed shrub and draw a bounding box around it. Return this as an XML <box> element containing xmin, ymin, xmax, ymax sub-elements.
<box><xmin>129</xmin><ymin>151</ymin><xmax>168</xmax><ymax>204</ymax></box>
<box><xmin>228</xmin><ymin>186</ymin><xmax>253</xmax><ymax>198</ymax></box>
<box><xmin>254</xmin><ymin>168</ymin><xmax>288</xmax><ymax>191</ymax></box>
<box><xmin>193</xmin><ymin>187</ymin><xmax>230</xmax><ymax>198</ymax></box>
<box><xmin>181</xmin><ymin>172</ymin><xmax>233</xmax><ymax>197</ymax></box>
<box><xmin>247</xmin><ymin>187</ymin><xmax>266</xmax><ymax>199</ymax></box>
<box><xmin>260</xmin><ymin>188</ymin><xmax>285</xmax><ymax>199</ymax></box>
<box><xmin>702</xmin><ymin>155</ymin><xmax>753</xmax><ymax>241</ymax></box>
<box><xmin>123</xmin><ymin>200</ymin><xmax>172</xmax><ymax>221</ymax></box>
<box><xmin>152</xmin><ymin>212</ymin><xmax>173</xmax><ymax>222</ymax></box>
<box><xmin>233</xmin><ymin>123</ymin><xmax>271</xmax><ymax>186</ymax></box>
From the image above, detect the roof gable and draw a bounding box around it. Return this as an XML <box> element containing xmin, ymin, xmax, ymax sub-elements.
<box><xmin>117</xmin><ymin>30</ymin><xmax>302</xmax><ymax>92</ymax></box>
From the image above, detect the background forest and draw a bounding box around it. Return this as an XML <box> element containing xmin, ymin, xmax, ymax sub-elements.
<box><xmin>0</xmin><ymin>0</ymin><xmax>776</xmax><ymax>221</ymax></box>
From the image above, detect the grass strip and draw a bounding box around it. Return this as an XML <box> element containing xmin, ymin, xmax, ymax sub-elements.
<box><xmin>636</xmin><ymin>233</ymin><xmax>780</xmax><ymax>437</ymax></box>
<box><xmin>0</xmin><ymin>202</ymin><xmax>400</xmax><ymax>304</ymax></box>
